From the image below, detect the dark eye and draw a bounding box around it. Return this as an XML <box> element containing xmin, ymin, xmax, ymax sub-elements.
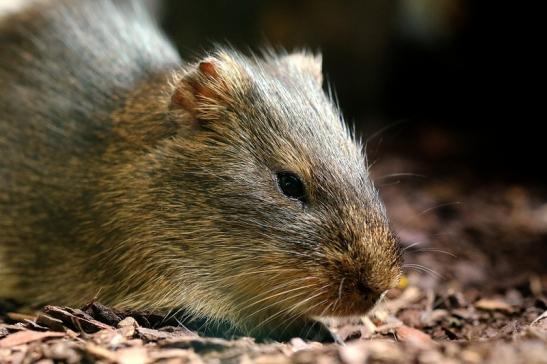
<box><xmin>276</xmin><ymin>172</ymin><xmax>307</xmax><ymax>202</ymax></box>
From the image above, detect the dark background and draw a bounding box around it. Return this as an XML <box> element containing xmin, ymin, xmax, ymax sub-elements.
<box><xmin>155</xmin><ymin>0</ymin><xmax>538</xmax><ymax>184</ymax></box>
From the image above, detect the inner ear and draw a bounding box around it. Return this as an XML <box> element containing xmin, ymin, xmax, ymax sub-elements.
<box><xmin>170</xmin><ymin>58</ymin><xmax>223</xmax><ymax>115</ymax></box>
<box><xmin>170</xmin><ymin>51</ymin><xmax>248</xmax><ymax>121</ymax></box>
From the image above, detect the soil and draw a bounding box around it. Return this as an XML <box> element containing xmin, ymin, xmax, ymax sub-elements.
<box><xmin>1</xmin><ymin>150</ymin><xmax>546</xmax><ymax>364</ymax></box>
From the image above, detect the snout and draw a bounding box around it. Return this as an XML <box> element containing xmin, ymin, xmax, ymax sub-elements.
<box><xmin>340</xmin><ymin>277</ymin><xmax>390</xmax><ymax>314</ymax></box>
<box><xmin>312</xmin><ymin>227</ymin><xmax>403</xmax><ymax>316</ymax></box>
<box><xmin>304</xmin><ymin>274</ymin><xmax>392</xmax><ymax>317</ymax></box>
<box><xmin>317</xmin><ymin>255</ymin><xmax>402</xmax><ymax>316</ymax></box>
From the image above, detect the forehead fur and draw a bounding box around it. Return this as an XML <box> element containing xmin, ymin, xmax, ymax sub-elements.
<box><xmin>207</xmin><ymin>49</ymin><xmax>376</xmax><ymax>202</ymax></box>
<box><xmin>171</xmin><ymin>47</ymin><xmax>385</xmax><ymax>225</ymax></box>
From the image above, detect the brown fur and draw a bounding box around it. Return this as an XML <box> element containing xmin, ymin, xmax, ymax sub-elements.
<box><xmin>0</xmin><ymin>0</ymin><xmax>402</xmax><ymax>341</ymax></box>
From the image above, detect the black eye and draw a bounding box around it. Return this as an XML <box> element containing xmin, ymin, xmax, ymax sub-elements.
<box><xmin>276</xmin><ymin>172</ymin><xmax>306</xmax><ymax>202</ymax></box>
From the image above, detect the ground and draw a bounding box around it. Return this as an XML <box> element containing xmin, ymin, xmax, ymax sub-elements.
<box><xmin>1</xmin><ymin>152</ymin><xmax>546</xmax><ymax>364</ymax></box>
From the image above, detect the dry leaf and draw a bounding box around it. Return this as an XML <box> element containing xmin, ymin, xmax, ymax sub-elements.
<box><xmin>0</xmin><ymin>330</ymin><xmax>65</xmax><ymax>348</ymax></box>
<box><xmin>395</xmin><ymin>326</ymin><xmax>435</xmax><ymax>348</ymax></box>
<box><xmin>475</xmin><ymin>299</ymin><xmax>514</xmax><ymax>313</ymax></box>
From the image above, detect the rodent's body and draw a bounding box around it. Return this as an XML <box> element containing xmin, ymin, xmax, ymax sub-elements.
<box><xmin>0</xmin><ymin>0</ymin><xmax>402</xmax><ymax>341</ymax></box>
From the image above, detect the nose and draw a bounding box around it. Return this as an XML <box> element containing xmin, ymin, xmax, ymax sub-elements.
<box><xmin>355</xmin><ymin>281</ymin><xmax>375</xmax><ymax>297</ymax></box>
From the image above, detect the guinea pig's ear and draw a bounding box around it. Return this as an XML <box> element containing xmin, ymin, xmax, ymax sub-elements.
<box><xmin>278</xmin><ymin>51</ymin><xmax>323</xmax><ymax>88</ymax></box>
<box><xmin>170</xmin><ymin>52</ymin><xmax>248</xmax><ymax>122</ymax></box>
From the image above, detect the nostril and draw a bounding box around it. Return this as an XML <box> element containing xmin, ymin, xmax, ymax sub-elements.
<box><xmin>356</xmin><ymin>281</ymin><xmax>374</xmax><ymax>297</ymax></box>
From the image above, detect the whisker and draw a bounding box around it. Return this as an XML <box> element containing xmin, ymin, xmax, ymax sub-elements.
<box><xmin>235</xmin><ymin>276</ymin><xmax>318</xmax><ymax>314</ymax></box>
<box><xmin>365</xmin><ymin>120</ymin><xmax>408</xmax><ymax>147</ymax></box>
<box><xmin>412</xmin><ymin>248</ymin><xmax>457</xmax><ymax>258</ymax></box>
<box><xmin>216</xmin><ymin>267</ymin><xmax>302</xmax><ymax>283</ymax></box>
<box><xmin>377</xmin><ymin>180</ymin><xmax>401</xmax><ymax>187</ymax></box>
<box><xmin>160</xmin><ymin>308</ymin><xmax>174</xmax><ymax>325</ymax></box>
<box><xmin>164</xmin><ymin>306</ymin><xmax>189</xmax><ymax>327</ymax></box>
<box><xmin>249</xmin><ymin>289</ymin><xmax>313</xmax><ymax>334</ymax></box>
<box><xmin>403</xmin><ymin>263</ymin><xmax>445</xmax><ymax>279</ymax></box>
<box><xmin>401</xmin><ymin>242</ymin><xmax>421</xmax><ymax>252</ymax></box>
<box><xmin>338</xmin><ymin>278</ymin><xmax>345</xmax><ymax>301</ymax></box>
<box><xmin>364</xmin><ymin>120</ymin><xmax>408</xmax><ymax>170</ymax></box>
<box><xmin>331</xmin><ymin>295</ymin><xmax>341</xmax><ymax>314</ymax></box>
<box><xmin>244</xmin><ymin>285</ymin><xmax>318</xmax><ymax>328</ymax></box>
<box><xmin>374</xmin><ymin>172</ymin><xmax>427</xmax><ymax>181</ymax></box>
<box><xmin>303</xmin><ymin>299</ymin><xmax>332</xmax><ymax>339</ymax></box>
<box><xmin>242</xmin><ymin>282</ymin><xmax>318</xmax><ymax>319</ymax></box>
<box><xmin>282</xmin><ymin>285</ymin><xmax>331</xmax><ymax>317</ymax></box>
<box><xmin>255</xmin><ymin>284</ymin><xmax>330</xmax><ymax>332</ymax></box>
<box><xmin>419</xmin><ymin>201</ymin><xmax>462</xmax><ymax>215</ymax></box>
<box><xmin>275</xmin><ymin>297</ymin><xmax>332</xmax><ymax>340</ymax></box>
<box><xmin>430</xmin><ymin>232</ymin><xmax>457</xmax><ymax>237</ymax></box>
<box><xmin>402</xmin><ymin>242</ymin><xmax>457</xmax><ymax>258</ymax></box>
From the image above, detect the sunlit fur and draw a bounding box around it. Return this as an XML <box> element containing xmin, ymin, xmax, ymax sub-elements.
<box><xmin>0</xmin><ymin>0</ymin><xmax>402</xmax><ymax>340</ymax></box>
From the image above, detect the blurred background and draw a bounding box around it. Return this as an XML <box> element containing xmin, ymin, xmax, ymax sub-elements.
<box><xmin>154</xmin><ymin>0</ymin><xmax>538</xmax><ymax>184</ymax></box>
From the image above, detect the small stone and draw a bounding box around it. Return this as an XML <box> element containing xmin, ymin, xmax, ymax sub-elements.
<box><xmin>117</xmin><ymin>316</ymin><xmax>139</xmax><ymax>329</ymax></box>
<box><xmin>117</xmin><ymin>317</ymin><xmax>138</xmax><ymax>338</ymax></box>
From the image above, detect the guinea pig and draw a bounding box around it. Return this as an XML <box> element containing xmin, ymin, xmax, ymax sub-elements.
<box><xmin>0</xmin><ymin>0</ymin><xmax>402</xmax><ymax>341</ymax></box>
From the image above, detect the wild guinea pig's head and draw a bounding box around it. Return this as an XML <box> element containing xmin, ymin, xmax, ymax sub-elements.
<box><xmin>121</xmin><ymin>49</ymin><xmax>403</xmax><ymax>335</ymax></box>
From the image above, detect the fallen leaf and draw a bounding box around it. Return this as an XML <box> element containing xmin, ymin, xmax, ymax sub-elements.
<box><xmin>114</xmin><ymin>347</ymin><xmax>149</xmax><ymax>364</ymax></box>
<box><xmin>6</xmin><ymin>312</ymin><xmax>37</xmax><ymax>322</ymax></box>
<box><xmin>36</xmin><ymin>313</ymin><xmax>65</xmax><ymax>332</ymax></box>
<box><xmin>93</xmin><ymin>328</ymin><xmax>126</xmax><ymax>347</ymax></box>
<box><xmin>475</xmin><ymin>298</ymin><xmax>514</xmax><ymax>313</ymax></box>
<box><xmin>43</xmin><ymin>306</ymin><xmax>113</xmax><ymax>333</ymax></box>
<box><xmin>0</xmin><ymin>330</ymin><xmax>65</xmax><ymax>348</ymax></box>
<box><xmin>339</xmin><ymin>342</ymin><xmax>369</xmax><ymax>364</ymax></box>
<box><xmin>374</xmin><ymin>322</ymin><xmax>403</xmax><ymax>334</ymax></box>
<box><xmin>395</xmin><ymin>326</ymin><xmax>435</xmax><ymax>348</ymax></box>
<box><xmin>384</xmin><ymin>286</ymin><xmax>422</xmax><ymax>314</ymax></box>
<box><xmin>84</xmin><ymin>302</ymin><xmax>122</xmax><ymax>326</ymax></box>
<box><xmin>85</xmin><ymin>343</ymin><xmax>117</xmax><ymax>361</ymax></box>
<box><xmin>137</xmin><ymin>327</ymin><xmax>178</xmax><ymax>341</ymax></box>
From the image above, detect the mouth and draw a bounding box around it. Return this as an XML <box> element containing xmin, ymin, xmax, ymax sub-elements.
<box><xmin>305</xmin><ymin>289</ymin><xmax>386</xmax><ymax>317</ymax></box>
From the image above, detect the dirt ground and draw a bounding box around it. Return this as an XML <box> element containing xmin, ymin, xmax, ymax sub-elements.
<box><xmin>1</xmin><ymin>151</ymin><xmax>546</xmax><ymax>364</ymax></box>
